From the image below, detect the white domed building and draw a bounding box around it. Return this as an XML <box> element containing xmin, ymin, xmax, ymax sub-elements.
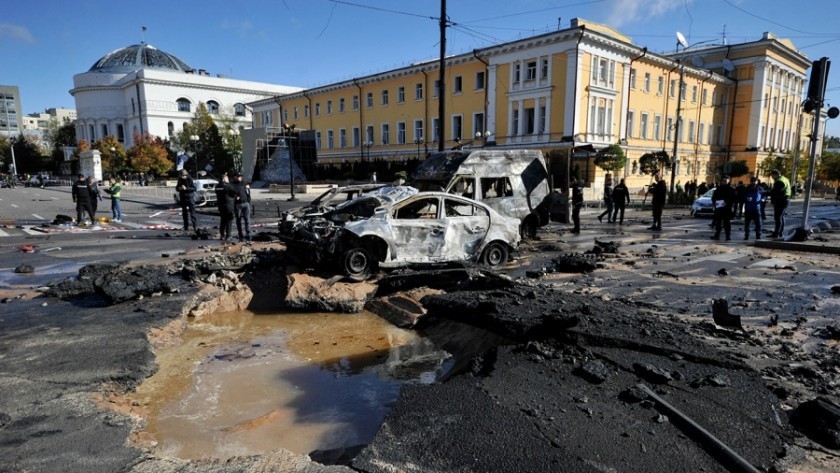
<box><xmin>70</xmin><ymin>43</ymin><xmax>301</xmax><ymax>147</ymax></box>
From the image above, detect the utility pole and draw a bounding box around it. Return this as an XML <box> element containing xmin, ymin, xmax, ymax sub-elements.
<box><xmin>438</xmin><ymin>0</ymin><xmax>446</xmax><ymax>152</ymax></box>
<box><xmin>670</xmin><ymin>61</ymin><xmax>684</xmax><ymax>203</ymax></box>
<box><xmin>800</xmin><ymin>57</ymin><xmax>831</xmax><ymax>232</ymax></box>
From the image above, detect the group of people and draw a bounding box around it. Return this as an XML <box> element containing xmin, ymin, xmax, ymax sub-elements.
<box><xmin>176</xmin><ymin>169</ymin><xmax>252</xmax><ymax>242</ymax></box>
<box><xmin>709</xmin><ymin>169</ymin><xmax>791</xmax><ymax>240</ymax></box>
<box><xmin>71</xmin><ymin>174</ymin><xmax>122</xmax><ymax>224</ymax></box>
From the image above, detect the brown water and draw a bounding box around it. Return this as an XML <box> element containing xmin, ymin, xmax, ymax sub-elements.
<box><xmin>131</xmin><ymin>309</ymin><xmax>452</xmax><ymax>460</ymax></box>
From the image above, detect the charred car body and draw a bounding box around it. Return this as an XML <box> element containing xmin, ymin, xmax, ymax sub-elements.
<box><xmin>279</xmin><ymin>190</ymin><xmax>520</xmax><ymax>280</ymax></box>
<box><xmin>412</xmin><ymin>149</ymin><xmax>551</xmax><ymax>238</ymax></box>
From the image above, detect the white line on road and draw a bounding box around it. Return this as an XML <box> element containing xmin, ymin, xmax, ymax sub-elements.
<box><xmin>21</xmin><ymin>227</ymin><xmax>43</xmax><ymax>235</ymax></box>
<box><xmin>32</xmin><ymin>214</ymin><xmax>44</xmax><ymax>220</ymax></box>
<box><xmin>10</xmin><ymin>204</ymin><xmax>18</xmax><ymax>208</ymax></box>
<box><xmin>0</xmin><ymin>229</ymin><xmax>8</xmax><ymax>237</ymax></box>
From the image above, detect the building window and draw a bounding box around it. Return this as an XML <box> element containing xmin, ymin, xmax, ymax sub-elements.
<box><xmin>382</xmin><ymin>89</ymin><xmax>389</xmax><ymax>106</ymax></box>
<box><xmin>207</xmin><ymin>100</ymin><xmax>219</xmax><ymax>114</ymax></box>
<box><xmin>327</xmin><ymin>130</ymin><xmax>334</xmax><ymax>149</ymax></box>
<box><xmin>452</xmin><ymin>115</ymin><xmax>463</xmax><ymax>141</ymax></box>
<box><xmin>177</xmin><ymin>98</ymin><xmax>191</xmax><ymax>112</ymax></box>
<box><xmin>669</xmin><ymin>80</ymin><xmax>676</xmax><ymax>98</ymax></box>
<box><xmin>691</xmin><ymin>86</ymin><xmax>698</xmax><ymax>103</ymax></box>
<box><xmin>629</xmin><ymin>68</ymin><xmax>637</xmax><ymax>89</ymax></box>
<box><xmin>526</xmin><ymin>61</ymin><xmax>537</xmax><ymax>81</ymax></box>
<box><xmin>677</xmin><ymin>117</ymin><xmax>685</xmax><ymax>142</ymax></box>
<box><xmin>284</xmin><ymin>109</ymin><xmax>288</xmax><ymax>121</ymax></box>
<box><xmin>234</xmin><ymin>103</ymin><xmax>246</xmax><ymax>117</ymax></box>
<box><xmin>353</xmin><ymin>95</ymin><xmax>359</xmax><ymax>110</ymax></box>
<box><xmin>524</xmin><ymin>108</ymin><xmax>534</xmax><ymax>134</ymax></box>
<box><xmin>454</xmin><ymin>76</ymin><xmax>462</xmax><ymax>94</ymax></box>
<box><xmin>640</xmin><ymin>112</ymin><xmax>649</xmax><ymax>139</ymax></box>
<box><xmin>432</xmin><ymin>118</ymin><xmax>440</xmax><ymax>142</ymax></box>
<box><xmin>293</xmin><ymin>107</ymin><xmax>298</xmax><ymax>119</ymax></box>
<box><xmin>644</xmin><ymin>73</ymin><xmax>651</xmax><ymax>92</ymax></box>
<box><xmin>514</xmin><ymin>63</ymin><xmax>521</xmax><ymax>83</ymax></box>
<box><xmin>414</xmin><ymin>119</ymin><xmax>424</xmax><ymax>141</ymax></box>
<box><xmin>339</xmin><ymin>129</ymin><xmax>347</xmax><ymax>148</ymax></box>
<box><xmin>698</xmin><ymin>123</ymin><xmax>705</xmax><ymax>144</ymax></box>
<box><xmin>434</xmin><ymin>80</ymin><xmax>440</xmax><ymax>98</ymax></box>
<box><xmin>397</xmin><ymin>122</ymin><xmax>406</xmax><ymax>144</ymax></box>
<box><xmin>473</xmin><ymin>112</ymin><xmax>485</xmax><ymax>137</ymax></box>
<box><xmin>657</xmin><ymin>76</ymin><xmax>664</xmax><ymax>95</ymax></box>
<box><xmin>591</xmin><ymin>56</ymin><xmax>615</xmax><ymax>88</ymax></box>
<box><xmin>538</xmin><ymin>106</ymin><xmax>546</xmax><ymax>134</ymax></box>
<box><xmin>415</xmin><ymin>83</ymin><xmax>423</xmax><ymax>100</ymax></box>
<box><xmin>666</xmin><ymin>117</ymin><xmax>674</xmax><ymax>141</ymax></box>
<box><xmin>626</xmin><ymin>110</ymin><xmax>635</xmax><ymax>138</ymax></box>
<box><xmin>117</xmin><ymin>124</ymin><xmax>125</xmax><ymax>142</ymax></box>
<box><xmin>315</xmin><ymin>103</ymin><xmax>320</xmax><ymax>116</ymax></box>
<box><xmin>327</xmin><ymin>100</ymin><xmax>333</xmax><ymax>114</ymax></box>
<box><xmin>304</xmin><ymin>105</ymin><xmax>309</xmax><ymax>118</ymax></box>
<box><xmin>101</xmin><ymin>124</ymin><xmax>109</xmax><ymax>137</ymax></box>
<box><xmin>398</xmin><ymin>86</ymin><xmax>405</xmax><ymax>103</ymax></box>
<box><xmin>512</xmin><ymin>109</ymin><xmax>519</xmax><ymax>136</ymax></box>
<box><xmin>475</xmin><ymin>71</ymin><xmax>485</xmax><ymax>90</ymax></box>
<box><xmin>352</xmin><ymin>127</ymin><xmax>360</xmax><ymax>148</ymax></box>
<box><xmin>339</xmin><ymin>98</ymin><xmax>345</xmax><ymax>113</ymax></box>
<box><xmin>541</xmin><ymin>58</ymin><xmax>549</xmax><ymax>79</ymax></box>
<box><xmin>365</xmin><ymin>125</ymin><xmax>374</xmax><ymax>144</ymax></box>
<box><xmin>366</xmin><ymin>93</ymin><xmax>374</xmax><ymax>108</ymax></box>
<box><xmin>688</xmin><ymin>120</ymin><xmax>695</xmax><ymax>142</ymax></box>
<box><xmin>653</xmin><ymin>115</ymin><xmax>662</xmax><ymax>141</ymax></box>
<box><xmin>381</xmin><ymin>123</ymin><xmax>390</xmax><ymax>145</ymax></box>
<box><xmin>701</xmin><ymin>89</ymin><xmax>708</xmax><ymax>105</ymax></box>
<box><xmin>315</xmin><ymin>131</ymin><xmax>322</xmax><ymax>150</ymax></box>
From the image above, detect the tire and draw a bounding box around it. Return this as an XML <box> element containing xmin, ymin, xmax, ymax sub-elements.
<box><xmin>343</xmin><ymin>247</ymin><xmax>373</xmax><ymax>281</ymax></box>
<box><xmin>520</xmin><ymin>217</ymin><xmax>538</xmax><ymax>240</ymax></box>
<box><xmin>480</xmin><ymin>241</ymin><xmax>509</xmax><ymax>270</ymax></box>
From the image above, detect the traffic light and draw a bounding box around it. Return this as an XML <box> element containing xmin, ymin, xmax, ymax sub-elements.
<box><xmin>806</xmin><ymin>57</ymin><xmax>830</xmax><ymax>104</ymax></box>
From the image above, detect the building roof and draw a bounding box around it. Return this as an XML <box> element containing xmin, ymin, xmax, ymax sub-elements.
<box><xmin>88</xmin><ymin>43</ymin><xmax>192</xmax><ymax>73</ymax></box>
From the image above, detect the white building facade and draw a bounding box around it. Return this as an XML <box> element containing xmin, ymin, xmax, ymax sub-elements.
<box><xmin>71</xmin><ymin>43</ymin><xmax>302</xmax><ymax>148</ymax></box>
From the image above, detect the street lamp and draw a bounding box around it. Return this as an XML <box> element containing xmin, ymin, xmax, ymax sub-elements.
<box><xmin>189</xmin><ymin>134</ymin><xmax>200</xmax><ymax>176</ymax></box>
<box><xmin>413</xmin><ymin>139</ymin><xmax>422</xmax><ymax>160</ymax></box>
<box><xmin>475</xmin><ymin>130</ymin><xmax>491</xmax><ymax>147</ymax></box>
<box><xmin>283</xmin><ymin>123</ymin><xmax>297</xmax><ymax>202</ymax></box>
<box><xmin>363</xmin><ymin>141</ymin><xmax>373</xmax><ymax>168</ymax></box>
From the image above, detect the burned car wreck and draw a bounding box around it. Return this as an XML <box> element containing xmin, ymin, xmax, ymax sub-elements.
<box><xmin>278</xmin><ymin>190</ymin><xmax>521</xmax><ymax>280</ymax></box>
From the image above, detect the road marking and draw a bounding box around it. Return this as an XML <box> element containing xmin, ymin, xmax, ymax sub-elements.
<box><xmin>10</xmin><ymin>204</ymin><xmax>18</xmax><ymax>208</ymax></box>
<box><xmin>0</xmin><ymin>229</ymin><xmax>8</xmax><ymax>237</ymax></box>
<box><xmin>21</xmin><ymin>227</ymin><xmax>43</xmax><ymax>235</ymax></box>
<box><xmin>32</xmin><ymin>214</ymin><xmax>44</xmax><ymax>220</ymax></box>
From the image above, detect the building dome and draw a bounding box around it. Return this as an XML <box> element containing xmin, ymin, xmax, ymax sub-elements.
<box><xmin>88</xmin><ymin>43</ymin><xmax>192</xmax><ymax>73</ymax></box>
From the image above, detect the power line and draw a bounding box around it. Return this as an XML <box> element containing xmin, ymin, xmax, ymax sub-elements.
<box><xmin>721</xmin><ymin>0</ymin><xmax>836</xmax><ymax>36</ymax></box>
<box><xmin>326</xmin><ymin>0</ymin><xmax>435</xmax><ymax>20</ymax></box>
<box><xmin>459</xmin><ymin>0</ymin><xmax>607</xmax><ymax>25</ymax></box>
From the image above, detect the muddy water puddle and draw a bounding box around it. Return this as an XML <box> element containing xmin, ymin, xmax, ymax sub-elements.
<box><xmin>131</xmin><ymin>309</ymin><xmax>452</xmax><ymax>460</ymax></box>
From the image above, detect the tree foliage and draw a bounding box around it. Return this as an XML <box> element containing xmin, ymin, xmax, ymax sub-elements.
<box><xmin>48</xmin><ymin>123</ymin><xmax>77</xmax><ymax>170</ymax></box>
<box><xmin>638</xmin><ymin>150</ymin><xmax>671</xmax><ymax>176</ymax></box>
<box><xmin>756</xmin><ymin>151</ymin><xmax>808</xmax><ymax>183</ymax></box>
<box><xmin>594</xmin><ymin>144</ymin><xmax>627</xmax><ymax>172</ymax></box>
<box><xmin>718</xmin><ymin>160</ymin><xmax>750</xmax><ymax>178</ymax></box>
<box><xmin>819</xmin><ymin>151</ymin><xmax>840</xmax><ymax>181</ymax></box>
<box><xmin>127</xmin><ymin>133</ymin><xmax>171</xmax><ymax>175</ymax></box>
<box><xmin>92</xmin><ymin>136</ymin><xmax>128</xmax><ymax>176</ymax></box>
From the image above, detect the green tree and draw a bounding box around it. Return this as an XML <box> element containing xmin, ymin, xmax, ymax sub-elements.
<box><xmin>92</xmin><ymin>136</ymin><xmax>128</xmax><ymax>176</ymax></box>
<box><xmin>594</xmin><ymin>144</ymin><xmax>627</xmax><ymax>173</ymax></box>
<box><xmin>718</xmin><ymin>160</ymin><xmax>750</xmax><ymax>179</ymax></box>
<box><xmin>638</xmin><ymin>150</ymin><xmax>671</xmax><ymax>177</ymax></box>
<box><xmin>818</xmin><ymin>151</ymin><xmax>840</xmax><ymax>181</ymax></box>
<box><xmin>128</xmin><ymin>133</ymin><xmax>172</xmax><ymax>176</ymax></box>
<box><xmin>756</xmin><ymin>150</ymin><xmax>808</xmax><ymax>183</ymax></box>
<box><xmin>48</xmin><ymin>123</ymin><xmax>77</xmax><ymax>170</ymax></box>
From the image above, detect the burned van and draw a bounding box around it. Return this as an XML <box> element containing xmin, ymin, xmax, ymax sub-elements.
<box><xmin>412</xmin><ymin>149</ymin><xmax>550</xmax><ymax>238</ymax></box>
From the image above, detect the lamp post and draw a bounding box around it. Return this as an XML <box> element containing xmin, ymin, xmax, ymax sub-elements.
<box><xmin>475</xmin><ymin>130</ymin><xmax>491</xmax><ymax>147</ymax></box>
<box><xmin>414</xmin><ymin>139</ymin><xmax>422</xmax><ymax>160</ymax></box>
<box><xmin>283</xmin><ymin>123</ymin><xmax>297</xmax><ymax>202</ymax></box>
<box><xmin>363</xmin><ymin>141</ymin><xmax>373</xmax><ymax>169</ymax></box>
<box><xmin>8</xmin><ymin>135</ymin><xmax>17</xmax><ymax>178</ymax></box>
<box><xmin>669</xmin><ymin>32</ymin><xmax>689</xmax><ymax>204</ymax></box>
<box><xmin>189</xmin><ymin>134</ymin><xmax>200</xmax><ymax>176</ymax></box>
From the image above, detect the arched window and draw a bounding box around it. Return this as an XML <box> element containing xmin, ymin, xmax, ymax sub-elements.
<box><xmin>89</xmin><ymin>124</ymin><xmax>95</xmax><ymax>141</ymax></box>
<box><xmin>234</xmin><ymin>103</ymin><xmax>245</xmax><ymax>117</ymax></box>
<box><xmin>207</xmin><ymin>100</ymin><xmax>220</xmax><ymax>114</ymax></box>
<box><xmin>177</xmin><ymin>98</ymin><xmax>191</xmax><ymax>112</ymax></box>
<box><xmin>101</xmin><ymin>124</ymin><xmax>109</xmax><ymax>137</ymax></box>
<box><xmin>117</xmin><ymin>124</ymin><xmax>125</xmax><ymax>142</ymax></box>
<box><xmin>168</xmin><ymin>122</ymin><xmax>175</xmax><ymax>136</ymax></box>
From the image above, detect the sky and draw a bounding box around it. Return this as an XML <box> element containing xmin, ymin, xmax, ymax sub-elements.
<box><xmin>2</xmin><ymin>0</ymin><xmax>839</xmax><ymax>136</ymax></box>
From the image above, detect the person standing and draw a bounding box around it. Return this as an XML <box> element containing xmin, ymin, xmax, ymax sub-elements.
<box><xmin>215</xmin><ymin>174</ymin><xmax>237</xmax><ymax>242</ymax></box>
<box><xmin>697</xmin><ymin>181</ymin><xmax>708</xmax><ymax>197</ymax></box>
<box><xmin>711</xmin><ymin>175</ymin><xmax>737</xmax><ymax>240</ymax></box>
<box><xmin>768</xmin><ymin>169</ymin><xmax>791</xmax><ymax>238</ymax></box>
<box><xmin>648</xmin><ymin>173</ymin><xmax>667</xmax><ymax>231</ymax></box>
<box><xmin>597</xmin><ymin>180</ymin><xmax>613</xmax><ymax>223</ymax></box>
<box><xmin>233</xmin><ymin>173</ymin><xmax>252</xmax><ymax>241</ymax></box>
<box><xmin>734</xmin><ymin>181</ymin><xmax>746</xmax><ymax>219</ymax></box>
<box><xmin>570</xmin><ymin>179</ymin><xmax>584</xmax><ymax>234</ymax></box>
<box><xmin>742</xmin><ymin>177</ymin><xmax>763</xmax><ymax>240</ymax></box>
<box><xmin>87</xmin><ymin>176</ymin><xmax>102</xmax><ymax>220</ymax></box>
<box><xmin>104</xmin><ymin>175</ymin><xmax>122</xmax><ymax>222</ymax></box>
<box><xmin>611</xmin><ymin>178</ymin><xmax>631</xmax><ymax>224</ymax></box>
<box><xmin>176</xmin><ymin>169</ymin><xmax>198</xmax><ymax>231</ymax></box>
<box><xmin>71</xmin><ymin>174</ymin><xmax>94</xmax><ymax>224</ymax></box>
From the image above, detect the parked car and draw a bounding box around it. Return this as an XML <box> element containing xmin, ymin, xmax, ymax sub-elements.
<box><xmin>280</xmin><ymin>191</ymin><xmax>521</xmax><ymax>280</ymax></box>
<box><xmin>173</xmin><ymin>178</ymin><xmax>219</xmax><ymax>207</ymax></box>
<box><xmin>690</xmin><ymin>188</ymin><xmax>716</xmax><ymax>217</ymax></box>
<box><xmin>285</xmin><ymin>183</ymin><xmax>390</xmax><ymax>220</ymax></box>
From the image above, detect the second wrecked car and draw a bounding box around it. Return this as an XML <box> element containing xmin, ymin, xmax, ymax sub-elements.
<box><xmin>279</xmin><ymin>191</ymin><xmax>521</xmax><ymax>280</ymax></box>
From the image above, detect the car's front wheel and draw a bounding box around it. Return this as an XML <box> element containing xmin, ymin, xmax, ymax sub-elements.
<box><xmin>480</xmin><ymin>241</ymin><xmax>509</xmax><ymax>270</ymax></box>
<box><xmin>343</xmin><ymin>247</ymin><xmax>374</xmax><ymax>281</ymax></box>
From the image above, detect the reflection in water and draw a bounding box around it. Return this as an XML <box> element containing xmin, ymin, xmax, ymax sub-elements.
<box><xmin>134</xmin><ymin>310</ymin><xmax>452</xmax><ymax>460</ymax></box>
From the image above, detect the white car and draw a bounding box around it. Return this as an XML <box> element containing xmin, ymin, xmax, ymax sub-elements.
<box><xmin>690</xmin><ymin>188</ymin><xmax>716</xmax><ymax>217</ymax></box>
<box><xmin>173</xmin><ymin>178</ymin><xmax>218</xmax><ymax>207</ymax></box>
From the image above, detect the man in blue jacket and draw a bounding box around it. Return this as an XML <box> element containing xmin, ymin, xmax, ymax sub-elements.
<box><xmin>742</xmin><ymin>177</ymin><xmax>763</xmax><ymax>240</ymax></box>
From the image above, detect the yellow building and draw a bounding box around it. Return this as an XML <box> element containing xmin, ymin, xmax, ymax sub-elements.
<box><xmin>248</xmin><ymin>18</ymin><xmax>819</xmax><ymax>193</ymax></box>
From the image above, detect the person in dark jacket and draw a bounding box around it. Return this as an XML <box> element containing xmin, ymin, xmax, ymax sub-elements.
<box><xmin>71</xmin><ymin>174</ymin><xmax>94</xmax><ymax>224</ymax></box>
<box><xmin>647</xmin><ymin>173</ymin><xmax>667</xmax><ymax>231</ymax></box>
<box><xmin>233</xmin><ymin>173</ymin><xmax>252</xmax><ymax>241</ymax></box>
<box><xmin>734</xmin><ymin>181</ymin><xmax>746</xmax><ymax>219</ymax></box>
<box><xmin>570</xmin><ymin>179</ymin><xmax>584</xmax><ymax>234</ymax></box>
<box><xmin>87</xmin><ymin>176</ymin><xmax>102</xmax><ymax>219</ymax></box>
<box><xmin>597</xmin><ymin>180</ymin><xmax>613</xmax><ymax>223</ymax></box>
<box><xmin>215</xmin><ymin>174</ymin><xmax>237</xmax><ymax>242</ymax></box>
<box><xmin>768</xmin><ymin>169</ymin><xmax>791</xmax><ymax>238</ymax></box>
<box><xmin>176</xmin><ymin>169</ymin><xmax>198</xmax><ymax>231</ymax></box>
<box><xmin>742</xmin><ymin>177</ymin><xmax>763</xmax><ymax>240</ymax></box>
<box><xmin>711</xmin><ymin>175</ymin><xmax>737</xmax><ymax>240</ymax></box>
<box><xmin>611</xmin><ymin>178</ymin><xmax>631</xmax><ymax>224</ymax></box>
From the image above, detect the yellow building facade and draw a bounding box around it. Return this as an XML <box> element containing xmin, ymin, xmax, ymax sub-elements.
<box><xmin>249</xmin><ymin>18</ymin><xmax>818</xmax><ymax>192</ymax></box>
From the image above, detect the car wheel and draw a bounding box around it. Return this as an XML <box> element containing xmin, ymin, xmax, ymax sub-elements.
<box><xmin>343</xmin><ymin>247</ymin><xmax>373</xmax><ymax>281</ymax></box>
<box><xmin>480</xmin><ymin>241</ymin><xmax>508</xmax><ymax>270</ymax></box>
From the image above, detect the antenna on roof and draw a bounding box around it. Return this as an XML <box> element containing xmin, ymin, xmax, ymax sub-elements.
<box><xmin>557</xmin><ymin>17</ymin><xmax>562</xmax><ymax>31</ymax></box>
<box><xmin>721</xmin><ymin>24</ymin><xmax>727</xmax><ymax>46</ymax></box>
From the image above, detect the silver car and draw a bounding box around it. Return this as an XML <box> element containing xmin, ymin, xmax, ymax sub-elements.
<box><xmin>336</xmin><ymin>192</ymin><xmax>521</xmax><ymax>280</ymax></box>
<box><xmin>690</xmin><ymin>188</ymin><xmax>716</xmax><ymax>217</ymax></box>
